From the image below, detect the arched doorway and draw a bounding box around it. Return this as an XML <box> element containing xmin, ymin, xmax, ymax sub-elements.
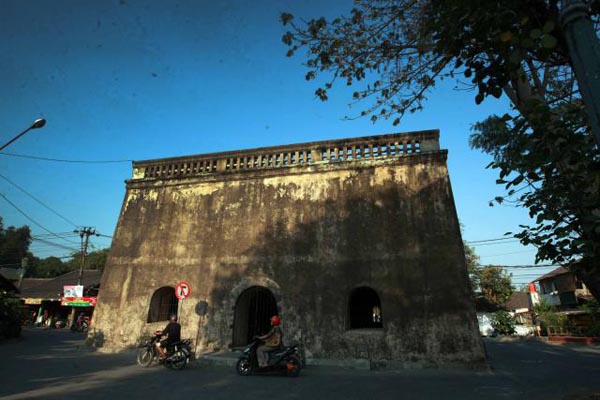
<box><xmin>232</xmin><ymin>286</ymin><xmax>278</xmax><ymax>347</ymax></box>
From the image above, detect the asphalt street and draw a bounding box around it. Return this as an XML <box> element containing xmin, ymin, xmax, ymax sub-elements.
<box><xmin>1</xmin><ymin>327</ymin><xmax>599</xmax><ymax>400</ymax></box>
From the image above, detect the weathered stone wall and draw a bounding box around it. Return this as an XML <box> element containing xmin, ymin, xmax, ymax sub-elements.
<box><xmin>91</xmin><ymin>131</ymin><xmax>485</xmax><ymax>366</ymax></box>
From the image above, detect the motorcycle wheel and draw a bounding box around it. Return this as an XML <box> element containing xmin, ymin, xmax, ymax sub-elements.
<box><xmin>169</xmin><ymin>351</ymin><xmax>188</xmax><ymax>370</ymax></box>
<box><xmin>136</xmin><ymin>348</ymin><xmax>154</xmax><ymax>367</ymax></box>
<box><xmin>285</xmin><ymin>355</ymin><xmax>302</xmax><ymax>377</ymax></box>
<box><xmin>236</xmin><ymin>358</ymin><xmax>252</xmax><ymax>376</ymax></box>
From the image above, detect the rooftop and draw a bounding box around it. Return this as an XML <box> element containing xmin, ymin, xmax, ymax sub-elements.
<box><xmin>20</xmin><ymin>270</ymin><xmax>103</xmax><ymax>301</ymax></box>
<box><xmin>534</xmin><ymin>266</ymin><xmax>570</xmax><ymax>282</ymax></box>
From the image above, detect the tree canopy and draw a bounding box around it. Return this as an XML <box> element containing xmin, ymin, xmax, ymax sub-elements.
<box><xmin>281</xmin><ymin>0</ymin><xmax>600</xmax><ymax>300</ymax></box>
<box><xmin>0</xmin><ymin>217</ymin><xmax>31</xmax><ymax>269</ymax></box>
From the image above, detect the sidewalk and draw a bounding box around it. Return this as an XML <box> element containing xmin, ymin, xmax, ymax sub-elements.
<box><xmin>195</xmin><ymin>349</ymin><xmax>489</xmax><ymax>371</ymax></box>
<box><xmin>197</xmin><ymin>350</ymin><xmax>371</xmax><ymax>369</ymax></box>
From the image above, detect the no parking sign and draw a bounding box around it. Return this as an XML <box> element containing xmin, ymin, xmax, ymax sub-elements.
<box><xmin>175</xmin><ymin>281</ymin><xmax>191</xmax><ymax>300</ymax></box>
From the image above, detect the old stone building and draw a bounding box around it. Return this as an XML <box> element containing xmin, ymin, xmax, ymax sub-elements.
<box><xmin>91</xmin><ymin>130</ymin><xmax>485</xmax><ymax>367</ymax></box>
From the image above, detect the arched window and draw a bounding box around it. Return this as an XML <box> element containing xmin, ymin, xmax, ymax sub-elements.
<box><xmin>147</xmin><ymin>287</ymin><xmax>178</xmax><ymax>323</ymax></box>
<box><xmin>348</xmin><ymin>286</ymin><xmax>383</xmax><ymax>329</ymax></box>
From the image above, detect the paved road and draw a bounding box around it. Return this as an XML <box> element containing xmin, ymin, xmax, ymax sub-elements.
<box><xmin>1</xmin><ymin>328</ymin><xmax>599</xmax><ymax>400</ymax></box>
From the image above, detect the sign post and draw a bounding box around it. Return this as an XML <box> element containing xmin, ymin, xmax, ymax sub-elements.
<box><xmin>175</xmin><ymin>281</ymin><xmax>191</xmax><ymax>324</ymax></box>
<box><xmin>194</xmin><ymin>300</ymin><xmax>209</xmax><ymax>355</ymax></box>
<box><xmin>175</xmin><ymin>281</ymin><xmax>191</xmax><ymax>300</ymax></box>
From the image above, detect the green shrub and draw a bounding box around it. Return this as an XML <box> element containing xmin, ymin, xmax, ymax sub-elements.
<box><xmin>491</xmin><ymin>310</ymin><xmax>516</xmax><ymax>335</ymax></box>
<box><xmin>0</xmin><ymin>290</ymin><xmax>23</xmax><ymax>339</ymax></box>
<box><xmin>534</xmin><ymin>300</ymin><xmax>566</xmax><ymax>335</ymax></box>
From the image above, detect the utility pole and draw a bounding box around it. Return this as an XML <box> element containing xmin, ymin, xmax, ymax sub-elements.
<box><xmin>69</xmin><ymin>227</ymin><xmax>99</xmax><ymax>329</ymax></box>
<box><xmin>561</xmin><ymin>0</ymin><xmax>600</xmax><ymax>147</ymax></box>
<box><xmin>17</xmin><ymin>257</ymin><xmax>28</xmax><ymax>290</ymax></box>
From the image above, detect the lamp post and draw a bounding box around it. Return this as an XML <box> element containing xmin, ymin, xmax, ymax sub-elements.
<box><xmin>0</xmin><ymin>118</ymin><xmax>46</xmax><ymax>151</ymax></box>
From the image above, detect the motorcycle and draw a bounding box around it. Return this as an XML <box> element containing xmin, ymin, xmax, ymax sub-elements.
<box><xmin>136</xmin><ymin>331</ymin><xmax>192</xmax><ymax>370</ymax></box>
<box><xmin>236</xmin><ymin>340</ymin><xmax>302</xmax><ymax>377</ymax></box>
<box><xmin>70</xmin><ymin>315</ymin><xmax>90</xmax><ymax>333</ymax></box>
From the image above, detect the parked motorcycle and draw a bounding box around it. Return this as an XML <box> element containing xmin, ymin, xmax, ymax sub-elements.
<box><xmin>236</xmin><ymin>340</ymin><xmax>302</xmax><ymax>377</ymax></box>
<box><xmin>136</xmin><ymin>331</ymin><xmax>192</xmax><ymax>370</ymax></box>
<box><xmin>70</xmin><ymin>315</ymin><xmax>90</xmax><ymax>333</ymax></box>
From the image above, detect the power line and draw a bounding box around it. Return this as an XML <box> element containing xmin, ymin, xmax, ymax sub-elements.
<box><xmin>477</xmin><ymin>264</ymin><xmax>558</xmax><ymax>269</ymax></box>
<box><xmin>0</xmin><ymin>173</ymin><xmax>78</xmax><ymax>227</ymax></box>
<box><xmin>0</xmin><ymin>152</ymin><xmax>133</xmax><ymax>164</ymax></box>
<box><xmin>31</xmin><ymin>236</ymin><xmax>79</xmax><ymax>252</ymax></box>
<box><xmin>470</xmin><ymin>240</ymin><xmax>521</xmax><ymax>247</ymax></box>
<box><xmin>0</xmin><ymin>192</ymin><xmax>78</xmax><ymax>246</ymax></box>
<box><xmin>466</xmin><ymin>236</ymin><xmax>515</xmax><ymax>244</ymax></box>
<box><xmin>480</xmin><ymin>250</ymin><xmax>536</xmax><ymax>258</ymax></box>
<box><xmin>33</xmin><ymin>232</ymin><xmax>79</xmax><ymax>239</ymax></box>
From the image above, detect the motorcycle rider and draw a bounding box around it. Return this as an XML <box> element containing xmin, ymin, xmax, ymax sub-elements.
<box><xmin>256</xmin><ymin>315</ymin><xmax>283</xmax><ymax>368</ymax></box>
<box><xmin>155</xmin><ymin>314</ymin><xmax>181</xmax><ymax>360</ymax></box>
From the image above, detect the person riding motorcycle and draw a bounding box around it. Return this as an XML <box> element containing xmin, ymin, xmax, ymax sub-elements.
<box><xmin>255</xmin><ymin>315</ymin><xmax>283</xmax><ymax>368</ymax></box>
<box><xmin>155</xmin><ymin>314</ymin><xmax>181</xmax><ymax>360</ymax></box>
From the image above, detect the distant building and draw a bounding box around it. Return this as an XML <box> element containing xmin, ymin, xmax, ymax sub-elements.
<box><xmin>533</xmin><ymin>266</ymin><xmax>592</xmax><ymax>309</ymax></box>
<box><xmin>19</xmin><ymin>270</ymin><xmax>102</xmax><ymax>326</ymax></box>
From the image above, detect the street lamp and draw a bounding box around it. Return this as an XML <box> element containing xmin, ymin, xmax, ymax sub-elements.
<box><xmin>0</xmin><ymin>118</ymin><xmax>46</xmax><ymax>151</ymax></box>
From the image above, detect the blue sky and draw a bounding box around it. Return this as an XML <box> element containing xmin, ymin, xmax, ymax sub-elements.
<box><xmin>0</xmin><ymin>0</ymin><xmax>555</xmax><ymax>286</ymax></box>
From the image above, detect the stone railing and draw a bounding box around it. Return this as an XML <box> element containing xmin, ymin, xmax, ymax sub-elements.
<box><xmin>132</xmin><ymin>130</ymin><xmax>440</xmax><ymax>180</ymax></box>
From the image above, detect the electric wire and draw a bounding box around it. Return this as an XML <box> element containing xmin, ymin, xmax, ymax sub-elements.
<box><xmin>0</xmin><ymin>173</ymin><xmax>78</xmax><ymax>227</ymax></box>
<box><xmin>31</xmin><ymin>237</ymin><xmax>79</xmax><ymax>252</ymax></box>
<box><xmin>465</xmin><ymin>236</ymin><xmax>516</xmax><ymax>244</ymax></box>
<box><xmin>0</xmin><ymin>193</ymin><xmax>79</xmax><ymax>246</ymax></box>
<box><xmin>479</xmin><ymin>250</ymin><xmax>536</xmax><ymax>258</ymax></box>
<box><xmin>0</xmin><ymin>152</ymin><xmax>133</xmax><ymax>164</ymax></box>
<box><xmin>469</xmin><ymin>240</ymin><xmax>520</xmax><ymax>246</ymax></box>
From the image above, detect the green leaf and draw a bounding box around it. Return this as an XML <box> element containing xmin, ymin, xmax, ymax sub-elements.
<box><xmin>521</xmin><ymin>38</ymin><xmax>534</xmax><ymax>49</ymax></box>
<box><xmin>529</xmin><ymin>29</ymin><xmax>542</xmax><ymax>39</ymax></box>
<box><xmin>511</xmin><ymin>175</ymin><xmax>524</xmax><ymax>186</ymax></box>
<box><xmin>282</xmin><ymin>32</ymin><xmax>294</xmax><ymax>46</ymax></box>
<box><xmin>500</xmin><ymin>31</ymin><xmax>513</xmax><ymax>42</ymax></box>
<box><xmin>475</xmin><ymin>93</ymin><xmax>484</xmax><ymax>104</ymax></box>
<box><xmin>509</xmin><ymin>50</ymin><xmax>522</xmax><ymax>64</ymax></box>
<box><xmin>542</xmin><ymin>20</ymin><xmax>555</xmax><ymax>33</ymax></box>
<box><xmin>541</xmin><ymin>34</ymin><xmax>557</xmax><ymax>49</ymax></box>
<box><xmin>280</xmin><ymin>12</ymin><xmax>294</xmax><ymax>26</ymax></box>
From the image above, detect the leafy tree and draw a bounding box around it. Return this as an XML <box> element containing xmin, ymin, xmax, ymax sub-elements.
<box><xmin>0</xmin><ymin>217</ymin><xmax>31</xmax><ymax>269</ymax></box>
<box><xmin>0</xmin><ymin>289</ymin><xmax>23</xmax><ymax>339</ymax></box>
<box><xmin>579</xmin><ymin>299</ymin><xmax>600</xmax><ymax>336</ymax></box>
<box><xmin>66</xmin><ymin>248</ymin><xmax>109</xmax><ymax>272</ymax></box>
<box><xmin>464</xmin><ymin>241</ymin><xmax>481</xmax><ymax>293</ymax></box>
<box><xmin>491</xmin><ymin>310</ymin><xmax>516</xmax><ymax>335</ymax></box>
<box><xmin>281</xmin><ymin>0</ymin><xmax>600</xmax><ymax>300</ymax></box>
<box><xmin>27</xmin><ymin>256</ymin><xmax>67</xmax><ymax>278</ymax></box>
<box><xmin>479</xmin><ymin>265</ymin><xmax>514</xmax><ymax>306</ymax></box>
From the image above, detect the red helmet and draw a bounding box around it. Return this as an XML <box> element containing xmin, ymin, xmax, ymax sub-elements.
<box><xmin>270</xmin><ymin>315</ymin><xmax>281</xmax><ymax>326</ymax></box>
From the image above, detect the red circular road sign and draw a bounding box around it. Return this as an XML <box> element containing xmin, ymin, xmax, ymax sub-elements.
<box><xmin>175</xmin><ymin>281</ymin><xmax>192</xmax><ymax>300</ymax></box>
